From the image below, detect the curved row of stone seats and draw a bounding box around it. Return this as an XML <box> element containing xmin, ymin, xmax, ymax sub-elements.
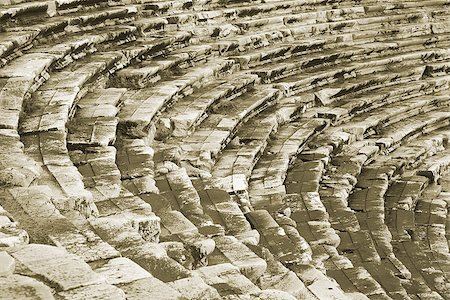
<box><xmin>62</xmin><ymin>83</ymin><xmax>210</xmax><ymax>289</ymax></box>
<box><xmin>1</xmin><ymin>28</ymin><xmax>200</xmax><ymax>292</ymax></box>
<box><xmin>415</xmin><ymin>185</ymin><xmax>450</xmax><ymax>255</ymax></box>
<box><xmin>207</xmin><ymin>58</ymin><xmax>446</xmax><ymax>298</ymax></box>
<box><xmin>14</xmin><ymin>27</ymin><xmax>191</xmax><ymax>208</ymax></box>
<box><xmin>164</xmin><ymin>176</ymin><xmax>344</xmax><ymax>300</ymax></box>
<box><xmin>346</xmin><ymin>131</ymin><xmax>450</xmax><ymax>298</ymax></box>
<box><xmin>177</xmin><ymin>86</ymin><xmax>280</xmax><ymax>171</ymax></box>
<box><xmin>2</xmin><ymin>0</ymin><xmax>450</xmax><ymax>299</ymax></box>
<box><xmin>211</xmin><ymin>93</ymin><xmax>315</xmax><ymax>187</ymax></box>
<box><xmin>272</xmin><ymin>49</ymin><xmax>449</xmax><ymax>99</ymax></box>
<box><xmin>312</xmin><ymin>75</ymin><xmax>450</xmax><ymax>127</ymax></box>
<box><xmin>158</xmin><ymin>73</ymin><xmax>259</xmax><ymax>139</ymax></box>
<box><xmin>385</xmin><ymin>173</ymin><xmax>450</xmax><ymax>297</ymax></box>
<box><xmin>231</xmin><ymin>0</ymin><xmax>450</xmax><ymax>33</ymax></box>
<box><xmin>116</xmin><ymin>58</ymin><xmax>236</xmax><ymax>139</ymax></box>
<box><xmin>280</xmin><ymin>100</ymin><xmax>450</xmax><ymax>298</ymax></box>
<box><xmin>247</xmin><ymin>118</ymin><xmax>328</xmax><ymax>210</ymax></box>
<box><xmin>111</xmin><ymin>44</ymin><xmax>214</xmax><ymax>88</ymax></box>
<box><xmin>61</xmin><ymin>69</ymin><xmax>264</xmax><ymax>296</ymax></box>
<box><xmin>232</xmin><ymin>113</ymin><xmax>356</xmax><ymax>298</ymax></box>
<box><xmin>351</xmin><ymin>132</ymin><xmax>449</xmax><ymax>242</ymax></box>
<box><xmin>285</xmin><ymin>167</ymin><xmax>406</xmax><ymax>299</ymax></box>
<box><xmin>0</xmin><ymin>6</ymin><xmax>140</xmax><ymax>62</ymax></box>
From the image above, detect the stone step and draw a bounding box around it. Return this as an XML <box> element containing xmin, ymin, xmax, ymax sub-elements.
<box><xmin>158</xmin><ymin>73</ymin><xmax>258</xmax><ymax>139</ymax></box>
<box><xmin>328</xmin><ymin>267</ymin><xmax>389</xmax><ymax>299</ymax></box>
<box><xmin>208</xmin><ymin>235</ymin><xmax>267</xmax><ymax>282</ymax></box>
<box><xmin>248</xmin><ymin>118</ymin><xmax>328</xmax><ymax>210</ymax></box>
<box><xmin>67</xmin><ymin>88</ymin><xmax>126</xmax><ymax>148</ymax></box>
<box><xmin>157</xmin><ymin>209</ymin><xmax>216</xmax><ymax>268</ymax></box>
<box><xmin>156</xmin><ymin>167</ymin><xmax>214</xmax><ymax>228</ymax></box>
<box><xmin>211</xmin><ymin>93</ymin><xmax>315</xmax><ymax>183</ymax></box>
<box><xmin>0</xmin><ymin>273</ymin><xmax>56</xmax><ymax>299</ymax></box>
<box><xmin>116</xmin><ymin>58</ymin><xmax>235</xmax><ymax>139</ymax></box>
<box><xmin>20</xmin><ymin>130</ymin><xmax>97</xmax><ymax>217</ymax></box>
<box><xmin>417</xmin><ymin>148</ymin><xmax>450</xmax><ymax>183</ymax></box>
<box><xmin>112</xmin><ymin>44</ymin><xmax>214</xmax><ymax>88</ymax></box>
<box><xmin>0</xmin><ymin>1</ymin><xmax>48</xmax><ymax>24</ymax></box>
<box><xmin>28</xmin><ymin>25</ymin><xmax>138</xmax><ymax>70</ymax></box>
<box><xmin>393</xmin><ymin>241</ymin><xmax>450</xmax><ymax>298</ymax></box>
<box><xmin>0</xmin><ymin>186</ymin><xmax>120</xmax><ymax>262</ymax></box>
<box><xmin>89</xmin><ymin>209</ymin><xmax>191</xmax><ymax>282</ymax></box>
<box><xmin>69</xmin><ymin>146</ymin><xmax>122</xmax><ymax>201</ymax></box>
<box><xmin>0</xmin><ymin>203</ymin><xmax>29</xmax><ymax>248</ymax></box>
<box><xmin>192</xmin><ymin>263</ymin><xmax>261</xmax><ymax>298</ymax></box>
<box><xmin>246</xmin><ymin>209</ymin><xmax>311</xmax><ymax>265</ymax></box>
<box><xmin>94</xmin><ymin>257</ymin><xmax>192</xmax><ymax>299</ymax></box>
<box><xmin>179</xmin><ymin>86</ymin><xmax>281</xmax><ymax>171</ymax></box>
<box><xmin>285</xmin><ymin>160</ymin><xmax>324</xmax><ymax>195</ymax></box>
<box><xmin>0</xmin><ymin>129</ymin><xmax>41</xmax><ymax>187</ymax></box>
<box><xmin>115</xmin><ymin>138</ymin><xmax>158</xmax><ymax>195</ymax></box>
<box><xmin>7</xmin><ymin>244</ymin><xmax>125</xmax><ymax>298</ymax></box>
<box><xmin>0</xmin><ymin>30</ymin><xmax>39</xmax><ymax>66</ymax></box>
<box><xmin>197</xmin><ymin>188</ymin><xmax>256</xmax><ymax>239</ymax></box>
<box><xmin>247</xmin><ymin>243</ymin><xmax>315</xmax><ymax>299</ymax></box>
<box><xmin>288</xmin><ymin>263</ymin><xmax>354</xmax><ymax>300</ymax></box>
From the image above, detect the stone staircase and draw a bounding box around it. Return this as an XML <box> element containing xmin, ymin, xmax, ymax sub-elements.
<box><xmin>1</xmin><ymin>0</ymin><xmax>450</xmax><ymax>299</ymax></box>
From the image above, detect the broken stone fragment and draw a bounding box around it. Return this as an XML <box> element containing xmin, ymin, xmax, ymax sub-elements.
<box><xmin>160</xmin><ymin>241</ymin><xmax>195</xmax><ymax>270</ymax></box>
<box><xmin>0</xmin><ymin>221</ymin><xmax>29</xmax><ymax>247</ymax></box>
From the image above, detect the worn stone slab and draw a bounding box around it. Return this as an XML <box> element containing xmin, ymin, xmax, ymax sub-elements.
<box><xmin>169</xmin><ymin>276</ymin><xmax>222</xmax><ymax>300</ymax></box>
<box><xmin>193</xmin><ymin>263</ymin><xmax>260</xmax><ymax>297</ymax></box>
<box><xmin>10</xmin><ymin>244</ymin><xmax>104</xmax><ymax>291</ymax></box>
<box><xmin>211</xmin><ymin>235</ymin><xmax>267</xmax><ymax>282</ymax></box>
<box><xmin>0</xmin><ymin>274</ymin><xmax>55</xmax><ymax>300</ymax></box>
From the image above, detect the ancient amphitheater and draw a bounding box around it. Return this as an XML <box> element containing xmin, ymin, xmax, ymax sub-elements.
<box><xmin>1</xmin><ymin>0</ymin><xmax>450</xmax><ymax>299</ymax></box>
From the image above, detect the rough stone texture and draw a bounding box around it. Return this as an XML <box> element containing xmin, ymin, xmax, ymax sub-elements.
<box><xmin>168</xmin><ymin>276</ymin><xmax>222</xmax><ymax>300</ymax></box>
<box><xmin>9</xmin><ymin>244</ymin><xmax>104</xmax><ymax>291</ymax></box>
<box><xmin>0</xmin><ymin>251</ymin><xmax>15</xmax><ymax>277</ymax></box>
<box><xmin>0</xmin><ymin>274</ymin><xmax>55</xmax><ymax>300</ymax></box>
<box><xmin>1</xmin><ymin>0</ymin><xmax>450</xmax><ymax>299</ymax></box>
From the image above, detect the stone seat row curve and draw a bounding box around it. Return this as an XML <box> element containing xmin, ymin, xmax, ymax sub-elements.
<box><xmin>1</xmin><ymin>0</ymin><xmax>450</xmax><ymax>299</ymax></box>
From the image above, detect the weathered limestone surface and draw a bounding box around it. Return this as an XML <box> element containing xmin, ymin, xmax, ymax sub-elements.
<box><xmin>1</xmin><ymin>0</ymin><xmax>450</xmax><ymax>299</ymax></box>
